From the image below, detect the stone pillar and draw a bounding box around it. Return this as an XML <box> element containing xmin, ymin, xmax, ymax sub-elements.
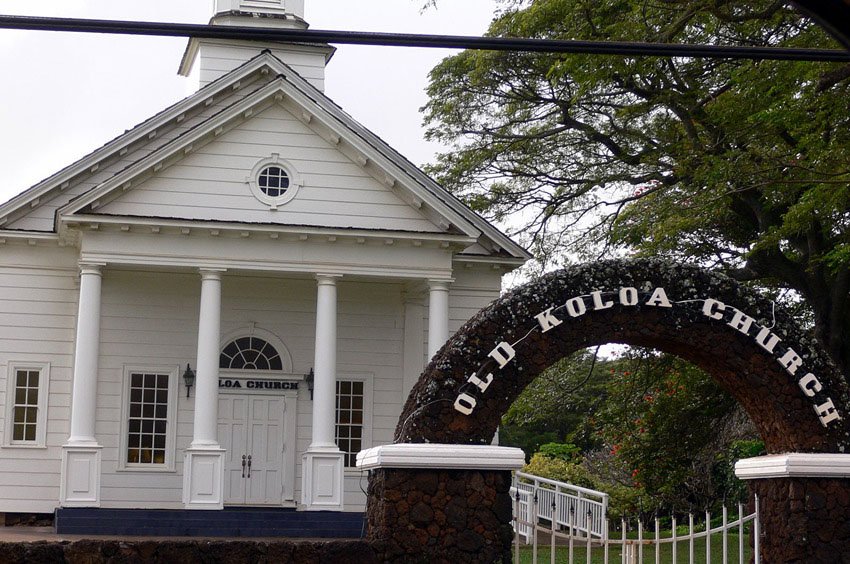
<box><xmin>359</xmin><ymin>444</ymin><xmax>524</xmax><ymax>563</ymax></box>
<box><xmin>302</xmin><ymin>274</ymin><xmax>345</xmax><ymax>510</ymax></box>
<box><xmin>60</xmin><ymin>262</ymin><xmax>106</xmax><ymax>507</ymax></box>
<box><xmin>183</xmin><ymin>268</ymin><xmax>226</xmax><ymax>509</ymax></box>
<box><xmin>736</xmin><ymin>453</ymin><xmax>850</xmax><ymax>561</ymax></box>
<box><xmin>427</xmin><ymin>280</ymin><xmax>451</xmax><ymax>360</ymax></box>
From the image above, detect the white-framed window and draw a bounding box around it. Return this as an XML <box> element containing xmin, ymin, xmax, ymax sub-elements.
<box><xmin>247</xmin><ymin>153</ymin><xmax>302</xmax><ymax>209</ymax></box>
<box><xmin>335</xmin><ymin>374</ymin><xmax>373</xmax><ymax>468</ymax></box>
<box><xmin>3</xmin><ymin>362</ymin><xmax>50</xmax><ymax>448</ymax></box>
<box><xmin>119</xmin><ymin>366</ymin><xmax>178</xmax><ymax>471</ymax></box>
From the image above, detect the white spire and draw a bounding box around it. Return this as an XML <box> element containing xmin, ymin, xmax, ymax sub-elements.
<box><xmin>214</xmin><ymin>0</ymin><xmax>305</xmax><ymax>21</ymax></box>
<box><xmin>179</xmin><ymin>0</ymin><xmax>334</xmax><ymax>90</ymax></box>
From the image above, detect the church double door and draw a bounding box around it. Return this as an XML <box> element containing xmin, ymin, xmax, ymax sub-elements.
<box><xmin>218</xmin><ymin>392</ymin><xmax>294</xmax><ymax>505</ymax></box>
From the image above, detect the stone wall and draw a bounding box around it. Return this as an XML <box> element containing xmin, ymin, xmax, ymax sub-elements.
<box><xmin>0</xmin><ymin>539</ymin><xmax>378</xmax><ymax>563</ymax></box>
<box><xmin>366</xmin><ymin>468</ymin><xmax>513</xmax><ymax>563</ymax></box>
<box><xmin>750</xmin><ymin>478</ymin><xmax>850</xmax><ymax>562</ymax></box>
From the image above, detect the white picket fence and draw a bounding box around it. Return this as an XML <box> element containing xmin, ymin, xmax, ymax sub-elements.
<box><xmin>511</xmin><ymin>472</ymin><xmax>760</xmax><ymax>564</ymax></box>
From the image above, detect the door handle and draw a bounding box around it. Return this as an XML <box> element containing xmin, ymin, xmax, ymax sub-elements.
<box><xmin>247</xmin><ymin>454</ymin><xmax>252</xmax><ymax>478</ymax></box>
<box><xmin>241</xmin><ymin>454</ymin><xmax>246</xmax><ymax>478</ymax></box>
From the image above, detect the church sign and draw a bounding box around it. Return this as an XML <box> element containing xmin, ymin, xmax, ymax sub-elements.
<box><xmin>218</xmin><ymin>378</ymin><xmax>299</xmax><ymax>392</ymax></box>
<box><xmin>453</xmin><ymin>284</ymin><xmax>842</xmax><ymax>428</ymax></box>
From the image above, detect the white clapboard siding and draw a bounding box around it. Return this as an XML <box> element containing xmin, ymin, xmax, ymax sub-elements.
<box><xmin>0</xmin><ymin>248</ymin><xmax>78</xmax><ymax>513</ymax></box>
<box><xmin>197</xmin><ymin>41</ymin><xmax>328</xmax><ymax>89</ymax></box>
<box><xmin>97</xmin><ymin>105</ymin><xmax>442</xmax><ymax>232</ymax></box>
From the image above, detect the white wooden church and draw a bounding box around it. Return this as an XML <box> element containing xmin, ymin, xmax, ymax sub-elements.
<box><xmin>0</xmin><ymin>0</ymin><xmax>527</xmax><ymax>535</ymax></box>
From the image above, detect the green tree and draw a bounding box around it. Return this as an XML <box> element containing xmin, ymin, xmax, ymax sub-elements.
<box><xmin>500</xmin><ymin>348</ymin><xmax>611</xmax><ymax>454</ymax></box>
<box><xmin>423</xmin><ymin>0</ymin><xmax>850</xmax><ymax>375</ymax></box>
<box><xmin>596</xmin><ymin>352</ymin><xmax>757</xmax><ymax>511</ymax></box>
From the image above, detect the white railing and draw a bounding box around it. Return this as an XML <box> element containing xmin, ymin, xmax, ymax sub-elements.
<box><xmin>511</xmin><ymin>471</ymin><xmax>609</xmax><ymax>543</ymax></box>
<box><xmin>512</xmin><ymin>491</ymin><xmax>760</xmax><ymax>564</ymax></box>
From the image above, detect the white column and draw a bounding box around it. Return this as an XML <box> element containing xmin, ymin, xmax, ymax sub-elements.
<box><xmin>302</xmin><ymin>273</ymin><xmax>345</xmax><ymax>511</ymax></box>
<box><xmin>402</xmin><ymin>290</ymin><xmax>426</xmax><ymax>400</ymax></box>
<box><xmin>311</xmin><ymin>274</ymin><xmax>340</xmax><ymax>450</ymax></box>
<box><xmin>428</xmin><ymin>279</ymin><xmax>452</xmax><ymax>360</ymax></box>
<box><xmin>183</xmin><ymin>268</ymin><xmax>226</xmax><ymax>509</ymax></box>
<box><xmin>60</xmin><ymin>262</ymin><xmax>105</xmax><ymax>507</ymax></box>
<box><xmin>191</xmin><ymin>269</ymin><xmax>224</xmax><ymax>447</ymax></box>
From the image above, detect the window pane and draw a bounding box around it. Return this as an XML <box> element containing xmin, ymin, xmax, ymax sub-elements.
<box><xmin>25</xmin><ymin>407</ymin><xmax>37</xmax><ymax>423</ymax></box>
<box><xmin>16</xmin><ymin>370</ymin><xmax>27</xmax><ymax>387</ymax></box>
<box><xmin>127</xmin><ymin>371</ymin><xmax>170</xmax><ymax>465</ymax></box>
<box><xmin>335</xmin><ymin>380</ymin><xmax>365</xmax><ymax>467</ymax></box>
<box><xmin>220</xmin><ymin>337</ymin><xmax>282</xmax><ymax>371</ymax></box>
<box><xmin>12</xmin><ymin>425</ymin><xmax>24</xmax><ymax>441</ymax></box>
<box><xmin>15</xmin><ymin>388</ymin><xmax>26</xmax><ymax>405</ymax></box>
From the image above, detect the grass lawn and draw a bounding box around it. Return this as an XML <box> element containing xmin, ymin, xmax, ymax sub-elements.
<box><xmin>514</xmin><ymin>532</ymin><xmax>753</xmax><ymax>563</ymax></box>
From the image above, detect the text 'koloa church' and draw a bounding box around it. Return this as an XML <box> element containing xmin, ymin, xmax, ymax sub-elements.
<box><xmin>0</xmin><ymin>0</ymin><xmax>528</xmax><ymax>534</ymax></box>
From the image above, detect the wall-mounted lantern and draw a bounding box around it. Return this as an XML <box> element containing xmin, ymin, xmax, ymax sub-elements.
<box><xmin>183</xmin><ymin>363</ymin><xmax>196</xmax><ymax>398</ymax></box>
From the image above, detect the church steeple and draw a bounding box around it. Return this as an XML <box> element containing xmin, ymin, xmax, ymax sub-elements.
<box><xmin>215</xmin><ymin>0</ymin><xmax>305</xmax><ymax>20</ymax></box>
<box><xmin>178</xmin><ymin>0</ymin><xmax>334</xmax><ymax>91</ymax></box>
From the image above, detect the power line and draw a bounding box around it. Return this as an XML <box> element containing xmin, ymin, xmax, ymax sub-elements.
<box><xmin>1</xmin><ymin>15</ymin><xmax>849</xmax><ymax>62</ymax></box>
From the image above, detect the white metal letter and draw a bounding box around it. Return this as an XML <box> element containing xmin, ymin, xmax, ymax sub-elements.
<box><xmin>815</xmin><ymin>398</ymin><xmax>842</xmax><ymax>427</ymax></box>
<box><xmin>702</xmin><ymin>299</ymin><xmax>726</xmax><ymax>320</ymax></box>
<box><xmin>454</xmin><ymin>393</ymin><xmax>477</xmax><ymax>415</ymax></box>
<box><xmin>489</xmin><ymin>342</ymin><xmax>516</xmax><ymax>368</ymax></box>
<box><xmin>798</xmin><ymin>373</ymin><xmax>823</xmax><ymax>397</ymax></box>
<box><xmin>778</xmin><ymin>348</ymin><xmax>804</xmax><ymax>376</ymax></box>
<box><xmin>645</xmin><ymin>287</ymin><xmax>672</xmax><ymax>308</ymax></box>
<box><xmin>619</xmin><ymin>287</ymin><xmax>638</xmax><ymax>306</ymax></box>
<box><xmin>565</xmin><ymin>297</ymin><xmax>587</xmax><ymax>317</ymax></box>
<box><xmin>754</xmin><ymin>326</ymin><xmax>782</xmax><ymax>353</ymax></box>
<box><xmin>468</xmin><ymin>373</ymin><xmax>495</xmax><ymax>393</ymax></box>
<box><xmin>535</xmin><ymin>307</ymin><xmax>563</xmax><ymax>333</ymax></box>
<box><xmin>727</xmin><ymin>309</ymin><xmax>755</xmax><ymax>335</ymax></box>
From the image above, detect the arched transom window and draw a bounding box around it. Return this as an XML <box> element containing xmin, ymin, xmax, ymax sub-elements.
<box><xmin>219</xmin><ymin>337</ymin><xmax>283</xmax><ymax>370</ymax></box>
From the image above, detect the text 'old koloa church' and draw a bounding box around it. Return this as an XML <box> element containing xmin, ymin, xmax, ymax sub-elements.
<box><xmin>0</xmin><ymin>0</ymin><xmax>528</xmax><ymax>535</ymax></box>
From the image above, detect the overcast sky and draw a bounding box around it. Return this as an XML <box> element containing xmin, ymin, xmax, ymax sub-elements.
<box><xmin>0</xmin><ymin>0</ymin><xmax>502</xmax><ymax>205</ymax></box>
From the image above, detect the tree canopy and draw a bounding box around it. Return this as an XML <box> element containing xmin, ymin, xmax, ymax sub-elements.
<box><xmin>423</xmin><ymin>0</ymin><xmax>850</xmax><ymax>375</ymax></box>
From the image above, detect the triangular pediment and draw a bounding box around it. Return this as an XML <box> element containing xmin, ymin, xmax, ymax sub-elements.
<box><xmin>2</xmin><ymin>52</ymin><xmax>528</xmax><ymax>262</ymax></box>
<box><xmin>83</xmin><ymin>102</ymin><xmax>444</xmax><ymax>233</ymax></box>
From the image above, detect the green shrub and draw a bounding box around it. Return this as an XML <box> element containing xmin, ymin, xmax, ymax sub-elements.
<box><xmin>538</xmin><ymin>442</ymin><xmax>581</xmax><ymax>461</ymax></box>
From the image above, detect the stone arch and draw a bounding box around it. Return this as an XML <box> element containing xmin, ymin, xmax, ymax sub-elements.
<box><xmin>396</xmin><ymin>258</ymin><xmax>850</xmax><ymax>453</ymax></box>
<box><xmin>368</xmin><ymin>259</ymin><xmax>850</xmax><ymax>562</ymax></box>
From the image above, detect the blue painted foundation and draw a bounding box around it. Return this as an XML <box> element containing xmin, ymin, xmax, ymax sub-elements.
<box><xmin>54</xmin><ymin>507</ymin><xmax>366</xmax><ymax>538</ymax></box>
